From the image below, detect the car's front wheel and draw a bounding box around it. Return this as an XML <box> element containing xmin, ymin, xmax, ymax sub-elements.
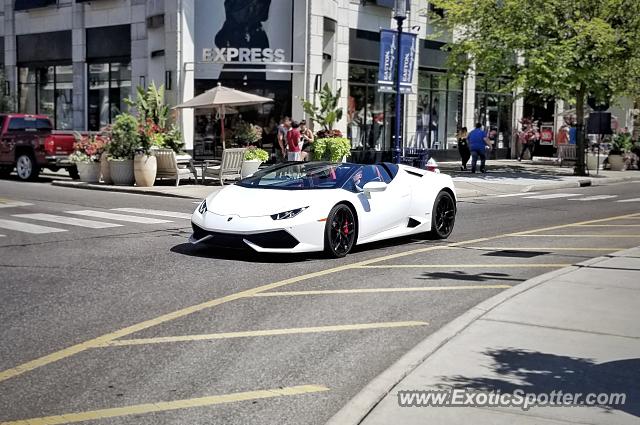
<box><xmin>430</xmin><ymin>191</ymin><xmax>456</xmax><ymax>239</ymax></box>
<box><xmin>324</xmin><ymin>204</ymin><xmax>357</xmax><ymax>258</ymax></box>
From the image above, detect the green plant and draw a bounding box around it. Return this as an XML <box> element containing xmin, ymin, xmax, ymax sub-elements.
<box><xmin>312</xmin><ymin>138</ymin><xmax>351</xmax><ymax>162</ymax></box>
<box><xmin>244</xmin><ymin>147</ymin><xmax>269</xmax><ymax>162</ymax></box>
<box><xmin>611</xmin><ymin>132</ymin><xmax>633</xmax><ymax>154</ymax></box>
<box><xmin>108</xmin><ymin>113</ymin><xmax>140</xmax><ymax>160</ymax></box>
<box><xmin>70</xmin><ymin>132</ymin><xmax>107</xmax><ymax>163</ymax></box>
<box><xmin>302</xmin><ymin>83</ymin><xmax>343</xmax><ymax>131</ymax></box>
<box><xmin>125</xmin><ymin>83</ymin><xmax>170</xmax><ymax>128</ymax></box>
<box><xmin>233</xmin><ymin>121</ymin><xmax>262</xmax><ymax>144</ymax></box>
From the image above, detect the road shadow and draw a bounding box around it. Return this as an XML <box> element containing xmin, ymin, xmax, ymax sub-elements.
<box><xmin>438</xmin><ymin>348</ymin><xmax>640</xmax><ymax>417</ymax></box>
<box><xmin>417</xmin><ymin>271</ymin><xmax>524</xmax><ymax>283</ymax></box>
<box><xmin>1</xmin><ymin>174</ymin><xmax>72</xmax><ymax>184</ymax></box>
<box><xmin>170</xmin><ymin>242</ymin><xmax>324</xmax><ymax>263</ymax></box>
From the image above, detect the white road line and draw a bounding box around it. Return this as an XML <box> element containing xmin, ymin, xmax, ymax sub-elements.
<box><xmin>13</xmin><ymin>213</ymin><xmax>123</xmax><ymax>229</ymax></box>
<box><xmin>0</xmin><ymin>200</ymin><xmax>33</xmax><ymax>209</ymax></box>
<box><xmin>111</xmin><ymin>208</ymin><xmax>192</xmax><ymax>220</ymax></box>
<box><xmin>493</xmin><ymin>192</ymin><xmax>540</xmax><ymax>198</ymax></box>
<box><xmin>523</xmin><ymin>193</ymin><xmax>581</xmax><ymax>200</ymax></box>
<box><xmin>67</xmin><ymin>210</ymin><xmax>173</xmax><ymax>224</ymax></box>
<box><xmin>0</xmin><ymin>219</ymin><xmax>67</xmax><ymax>234</ymax></box>
<box><xmin>571</xmin><ymin>195</ymin><xmax>618</xmax><ymax>201</ymax></box>
<box><xmin>617</xmin><ymin>198</ymin><xmax>640</xmax><ymax>203</ymax></box>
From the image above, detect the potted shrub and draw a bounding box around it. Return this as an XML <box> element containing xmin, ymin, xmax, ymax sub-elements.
<box><xmin>70</xmin><ymin>133</ymin><xmax>105</xmax><ymax>183</ymax></box>
<box><xmin>134</xmin><ymin>118</ymin><xmax>160</xmax><ymax>187</ymax></box>
<box><xmin>108</xmin><ymin>113</ymin><xmax>139</xmax><ymax>185</ymax></box>
<box><xmin>609</xmin><ymin>132</ymin><xmax>633</xmax><ymax>171</ymax></box>
<box><xmin>302</xmin><ymin>83</ymin><xmax>350</xmax><ymax>162</ymax></box>
<box><xmin>98</xmin><ymin>125</ymin><xmax>113</xmax><ymax>184</ymax></box>
<box><xmin>242</xmin><ymin>146</ymin><xmax>269</xmax><ymax>177</ymax></box>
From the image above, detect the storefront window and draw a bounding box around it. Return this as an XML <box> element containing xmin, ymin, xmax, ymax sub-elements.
<box><xmin>416</xmin><ymin>70</ymin><xmax>463</xmax><ymax>149</ymax></box>
<box><xmin>474</xmin><ymin>77</ymin><xmax>514</xmax><ymax>150</ymax></box>
<box><xmin>347</xmin><ymin>63</ymin><xmax>396</xmax><ymax>152</ymax></box>
<box><xmin>18</xmin><ymin>65</ymin><xmax>73</xmax><ymax>129</ymax></box>
<box><xmin>88</xmin><ymin>62</ymin><xmax>131</xmax><ymax>131</ymax></box>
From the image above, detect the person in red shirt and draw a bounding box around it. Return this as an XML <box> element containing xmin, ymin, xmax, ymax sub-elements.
<box><xmin>287</xmin><ymin>121</ymin><xmax>302</xmax><ymax>161</ymax></box>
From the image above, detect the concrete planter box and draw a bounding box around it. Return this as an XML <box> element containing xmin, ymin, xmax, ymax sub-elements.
<box><xmin>109</xmin><ymin>159</ymin><xmax>135</xmax><ymax>186</ymax></box>
<box><xmin>76</xmin><ymin>162</ymin><xmax>101</xmax><ymax>184</ymax></box>
<box><xmin>134</xmin><ymin>154</ymin><xmax>157</xmax><ymax>187</ymax></box>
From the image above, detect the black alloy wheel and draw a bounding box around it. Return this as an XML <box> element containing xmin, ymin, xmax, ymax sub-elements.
<box><xmin>431</xmin><ymin>191</ymin><xmax>456</xmax><ymax>239</ymax></box>
<box><xmin>325</xmin><ymin>204</ymin><xmax>357</xmax><ymax>258</ymax></box>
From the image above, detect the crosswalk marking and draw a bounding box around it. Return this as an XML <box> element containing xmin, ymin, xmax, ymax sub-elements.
<box><xmin>111</xmin><ymin>208</ymin><xmax>192</xmax><ymax>220</ymax></box>
<box><xmin>0</xmin><ymin>200</ymin><xmax>33</xmax><ymax>209</ymax></box>
<box><xmin>493</xmin><ymin>192</ymin><xmax>540</xmax><ymax>198</ymax></box>
<box><xmin>571</xmin><ymin>195</ymin><xmax>617</xmax><ymax>201</ymax></box>
<box><xmin>13</xmin><ymin>213</ymin><xmax>123</xmax><ymax>229</ymax></box>
<box><xmin>523</xmin><ymin>193</ymin><xmax>581</xmax><ymax>200</ymax></box>
<box><xmin>0</xmin><ymin>218</ymin><xmax>66</xmax><ymax>234</ymax></box>
<box><xmin>617</xmin><ymin>198</ymin><xmax>640</xmax><ymax>203</ymax></box>
<box><xmin>67</xmin><ymin>210</ymin><xmax>173</xmax><ymax>224</ymax></box>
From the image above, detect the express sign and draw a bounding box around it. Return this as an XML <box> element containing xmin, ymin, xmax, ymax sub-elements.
<box><xmin>202</xmin><ymin>47</ymin><xmax>287</xmax><ymax>63</ymax></box>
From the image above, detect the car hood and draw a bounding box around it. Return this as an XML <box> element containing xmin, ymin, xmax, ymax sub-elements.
<box><xmin>206</xmin><ymin>184</ymin><xmax>331</xmax><ymax>217</ymax></box>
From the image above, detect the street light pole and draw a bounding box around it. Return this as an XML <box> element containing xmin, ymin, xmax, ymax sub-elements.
<box><xmin>393</xmin><ymin>0</ymin><xmax>407</xmax><ymax>164</ymax></box>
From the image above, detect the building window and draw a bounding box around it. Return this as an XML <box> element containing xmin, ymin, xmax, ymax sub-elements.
<box><xmin>18</xmin><ymin>65</ymin><xmax>74</xmax><ymax>130</ymax></box>
<box><xmin>416</xmin><ymin>70</ymin><xmax>463</xmax><ymax>149</ymax></box>
<box><xmin>474</xmin><ymin>76</ymin><xmax>514</xmax><ymax>149</ymax></box>
<box><xmin>88</xmin><ymin>62</ymin><xmax>132</xmax><ymax>131</ymax></box>
<box><xmin>347</xmin><ymin>63</ymin><xmax>397</xmax><ymax>152</ymax></box>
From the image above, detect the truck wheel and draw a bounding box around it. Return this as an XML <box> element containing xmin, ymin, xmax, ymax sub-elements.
<box><xmin>67</xmin><ymin>166</ymin><xmax>80</xmax><ymax>180</ymax></box>
<box><xmin>15</xmin><ymin>153</ymin><xmax>40</xmax><ymax>181</ymax></box>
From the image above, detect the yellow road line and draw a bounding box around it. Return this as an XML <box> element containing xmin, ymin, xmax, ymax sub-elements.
<box><xmin>254</xmin><ymin>285</ymin><xmax>512</xmax><ymax>297</ymax></box>
<box><xmin>1</xmin><ymin>212</ymin><xmax>637</xmax><ymax>383</ymax></box>
<box><xmin>466</xmin><ymin>247</ymin><xmax>625</xmax><ymax>251</ymax></box>
<box><xmin>508</xmin><ymin>234</ymin><xmax>640</xmax><ymax>238</ymax></box>
<box><xmin>508</xmin><ymin>213</ymin><xmax>640</xmax><ymax>235</ymax></box>
<box><xmin>0</xmin><ymin>385</ymin><xmax>329</xmax><ymax>425</ymax></box>
<box><xmin>101</xmin><ymin>321</ymin><xmax>428</xmax><ymax>347</ymax></box>
<box><xmin>356</xmin><ymin>264</ymin><xmax>570</xmax><ymax>269</ymax></box>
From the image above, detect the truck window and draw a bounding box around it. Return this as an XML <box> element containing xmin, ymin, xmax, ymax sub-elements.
<box><xmin>8</xmin><ymin>118</ymin><xmax>27</xmax><ymax>132</ymax></box>
<box><xmin>36</xmin><ymin>119</ymin><xmax>53</xmax><ymax>131</ymax></box>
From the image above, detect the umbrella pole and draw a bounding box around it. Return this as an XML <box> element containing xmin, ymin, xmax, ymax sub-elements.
<box><xmin>220</xmin><ymin>105</ymin><xmax>226</xmax><ymax>150</ymax></box>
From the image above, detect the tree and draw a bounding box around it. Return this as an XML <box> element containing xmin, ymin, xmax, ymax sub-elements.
<box><xmin>302</xmin><ymin>83</ymin><xmax>343</xmax><ymax>131</ymax></box>
<box><xmin>429</xmin><ymin>0</ymin><xmax>640</xmax><ymax>175</ymax></box>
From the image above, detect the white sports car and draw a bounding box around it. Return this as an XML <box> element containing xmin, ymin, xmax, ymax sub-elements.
<box><xmin>190</xmin><ymin>161</ymin><xmax>456</xmax><ymax>257</ymax></box>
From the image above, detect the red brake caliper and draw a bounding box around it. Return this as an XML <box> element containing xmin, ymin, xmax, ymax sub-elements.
<box><xmin>342</xmin><ymin>214</ymin><xmax>350</xmax><ymax>236</ymax></box>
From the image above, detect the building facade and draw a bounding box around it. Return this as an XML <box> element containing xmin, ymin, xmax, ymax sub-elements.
<box><xmin>8</xmin><ymin>0</ymin><xmax>629</xmax><ymax>161</ymax></box>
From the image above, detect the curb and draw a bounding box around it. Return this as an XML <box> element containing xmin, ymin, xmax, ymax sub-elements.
<box><xmin>324</xmin><ymin>265</ymin><xmax>581</xmax><ymax>425</ymax></box>
<box><xmin>51</xmin><ymin>180</ymin><xmax>202</xmax><ymax>200</ymax></box>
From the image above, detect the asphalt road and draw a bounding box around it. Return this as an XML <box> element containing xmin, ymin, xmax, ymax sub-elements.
<box><xmin>1</xmin><ymin>178</ymin><xmax>639</xmax><ymax>425</ymax></box>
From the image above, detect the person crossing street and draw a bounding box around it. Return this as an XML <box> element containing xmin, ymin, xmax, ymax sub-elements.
<box><xmin>467</xmin><ymin>123</ymin><xmax>492</xmax><ymax>173</ymax></box>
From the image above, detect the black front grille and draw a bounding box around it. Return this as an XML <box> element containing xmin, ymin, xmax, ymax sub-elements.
<box><xmin>191</xmin><ymin>223</ymin><xmax>299</xmax><ymax>249</ymax></box>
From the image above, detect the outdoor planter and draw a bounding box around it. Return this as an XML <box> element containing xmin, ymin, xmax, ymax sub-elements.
<box><xmin>76</xmin><ymin>162</ymin><xmax>101</xmax><ymax>183</ymax></box>
<box><xmin>134</xmin><ymin>154</ymin><xmax>157</xmax><ymax>187</ymax></box>
<box><xmin>586</xmin><ymin>153</ymin><xmax>604</xmax><ymax>171</ymax></box>
<box><xmin>109</xmin><ymin>159</ymin><xmax>135</xmax><ymax>185</ymax></box>
<box><xmin>608</xmin><ymin>154</ymin><xmax>626</xmax><ymax>171</ymax></box>
<box><xmin>241</xmin><ymin>159</ymin><xmax>262</xmax><ymax>178</ymax></box>
<box><xmin>100</xmin><ymin>152</ymin><xmax>112</xmax><ymax>184</ymax></box>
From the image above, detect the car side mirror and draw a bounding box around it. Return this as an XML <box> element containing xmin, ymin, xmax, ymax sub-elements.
<box><xmin>363</xmin><ymin>181</ymin><xmax>387</xmax><ymax>194</ymax></box>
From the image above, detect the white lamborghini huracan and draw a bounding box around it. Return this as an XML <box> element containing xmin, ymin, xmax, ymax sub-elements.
<box><xmin>190</xmin><ymin>161</ymin><xmax>456</xmax><ymax>257</ymax></box>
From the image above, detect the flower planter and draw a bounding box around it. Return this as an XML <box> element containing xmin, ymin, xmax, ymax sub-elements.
<box><xmin>608</xmin><ymin>154</ymin><xmax>626</xmax><ymax>171</ymax></box>
<box><xmin>76</xmin><ymin>162</ymin><xmax>101</xmax><ymax>183</ymax></box>
<box><xmin>100</xmin><ymin>152</ymin><xmax>112</xmax><ymax>184</ymax></box>
<box><xmin>241</xmin><ymin>160</ymin><xmax>262</xmax><ymax>178</ymax></box>
<box><xmin>109</xmin><ymin>159</ymin><xmax>135</xmax><ymax>185</ymax></box>
<box><xmin>586</xmin><ymin>154</ymin><xmax>604</xmax><ymax>171</ymax></box>
<box><xmin>134</xmin><ymin>154</ymin><xmax>157</xmax><ymax>187</ymax></box>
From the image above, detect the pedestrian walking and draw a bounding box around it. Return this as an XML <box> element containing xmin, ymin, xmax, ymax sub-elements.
<box><xmin>517</xmin><ymin>118</ymin><xmax>539</xmax><ymax>161</ymax></box>
<box><xmin>287</xmin><ymin>121</ymin><xmax>302</xmax><ymax>161</ymax></box>
<box><xmin>276</xmin><ymin>117</ymin><xmax>291</xmax><ymax>163</ymax></box>
<box><xmin>456</xmin><ymin>127</ymin><xmax>470</xmax><ymax>170</ymax></box>
<box><xmin>468</xmin><ymin>123</ymin><xmax>492</xmax><ymax>173</ymax></box>
<box><xmin>299</xmin><ymin>120</ymin><xmax>315</xmax><ymax>161</ymax></box>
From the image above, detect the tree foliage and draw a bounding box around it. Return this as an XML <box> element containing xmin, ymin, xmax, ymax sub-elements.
<box><xmin>429</xmin><ymin>0</ymin><xmax>640</xmax><ymax>174</ymax></box>
<box><xmin>302</xmin><ymin>83</ymin><xmax>343</xmax><ymax>131</ymax></box>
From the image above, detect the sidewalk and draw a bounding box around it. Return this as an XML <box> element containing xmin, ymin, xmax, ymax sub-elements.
<box><xmin>327</xmin><ymin>247</ymin><xmax>640</xmax><ymax>425</ymax></box>
<box><xmin>49</xmin><ymin>160</ymin><xmax>638</xmax><ymax>200</ymax></box>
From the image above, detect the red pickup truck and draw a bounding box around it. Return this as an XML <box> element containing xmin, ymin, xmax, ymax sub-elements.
<box><xmin>0</xmin><ymin>114</ymin><xmax>79</xmax><ymax>180</ymax></box>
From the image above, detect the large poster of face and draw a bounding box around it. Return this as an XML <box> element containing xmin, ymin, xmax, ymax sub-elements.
<box><xmin>195</xmin><ymin>0</ymin><xmax>293</xmax><ymax>81</ymax></box>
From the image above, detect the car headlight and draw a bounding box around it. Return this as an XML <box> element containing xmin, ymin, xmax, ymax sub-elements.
<box><xmin>270</xmin><ymin>206</ymin><xmax>308</xmax><ymax>220</ymax></box>
<box><xmin>198</xmin><ymin>199</ymin><xmax>207</xmax><ymax>214</ymax></box>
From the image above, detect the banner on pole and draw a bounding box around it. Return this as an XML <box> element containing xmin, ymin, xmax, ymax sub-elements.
<box><xmin>377</xmin><ymin>29</ymin><xmax>397</xmax><ymax>93</ymax></box>
<box><xmin>377</xmin><ymin>29</ymin><xmax>416</xmax><ymax>93</ymax></box>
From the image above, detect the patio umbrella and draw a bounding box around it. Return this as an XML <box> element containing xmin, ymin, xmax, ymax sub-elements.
<box><xmin>174</xmin><ymin>83</ymin><xmax>272</xmax><ymax>147</ymax></box>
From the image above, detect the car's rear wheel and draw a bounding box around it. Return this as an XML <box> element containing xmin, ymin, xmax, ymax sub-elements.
<box><xmin>324</xmin><ymin>204</ymin><xmax>357</xmax><ymax>258</ymax></box>
<box><xmin>16</xmin><ymin>153</ymin><xmax>39</xmax><ymax>181</ymax></box>
<box><xmin>430</xmin><ymin>191</ymin><xmax>456</xmax><ymax>239</ymax></box>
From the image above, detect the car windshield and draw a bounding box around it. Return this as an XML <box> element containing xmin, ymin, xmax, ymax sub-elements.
<box><xmin>237</xmin><ymin>162</ymin><xmax>358</xmax><ymax>190</ymax></box>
